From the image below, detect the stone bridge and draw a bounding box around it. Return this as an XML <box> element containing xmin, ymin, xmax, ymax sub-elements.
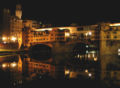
<box><xmin>28</xmin><ymin>40</ymin><xmax>96</xmax><ymax>63</ymax></box>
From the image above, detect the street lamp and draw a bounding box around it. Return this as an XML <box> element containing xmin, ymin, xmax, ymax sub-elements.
<box><xmin>2</xmin><ymin>37</ymin><xmax>7</xmax><ymax>41</ymax></box>
<box><xmin>88</xmin><ymin>73</ymin><xmax>92</xmax><ymax>77</ymax></box>
<box><xmin>10</xmin><ymin>62</ymin><xmax>17</xmax><ymax>68</ymax></box>
<box><xmin>65</xmin><ymin>32</ymin><xmax>70</xmax><ymax>37</ymax></box>
<box><xmin>2</xmin><ymin>63</ymin><xmax>7</xmax><ymax>68</ymax></box>
<box><xmin>65</xmin><ymin>69</ymin><xmax>70</xmax><ymax>75</ymax></box>
<box><xmin>11</xmin><ymin>37</ymin><xmax>17</xmax><ymax>42</ymax></box>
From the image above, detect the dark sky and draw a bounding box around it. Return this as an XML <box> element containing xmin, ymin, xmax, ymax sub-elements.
<box><xmin>0</xmin><ymin>0</ymin><xmax>120</xmax><ymax>26</ymax></box>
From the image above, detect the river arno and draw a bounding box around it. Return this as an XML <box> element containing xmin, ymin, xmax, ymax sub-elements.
<box><xmin>0</xmin><ymin>52</ymin><xmax>119</xmax><ymax>88</ymax></box>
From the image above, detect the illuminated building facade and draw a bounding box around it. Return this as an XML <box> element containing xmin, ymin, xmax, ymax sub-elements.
<box><xmin>100</xmin><ymin>23</ymin><xmax>120</xmax><ymax>81</ymax></box>
<box><xmin>23</xmin><ymin>20</ymin><xmax>40</xmax><ymax>29</ymax></box>
<box><xmin>22</xmin><ymin>28</ymin><xmax>70</xmax><ymax>47</ymax></box>
<box><xmin>2</xmin><ymin>4</ymin><xmax>23</xmax><ymax>48</ymax></box>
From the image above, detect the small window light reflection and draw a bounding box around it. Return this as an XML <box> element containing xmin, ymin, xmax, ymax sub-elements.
<box><xmin>88</xmin><ymin>54</ymin><xmax>91</xmax><ymax>58</ymax></box>
<box><xmin>92</xmin><ymin>53</ymin><xmax>95</xmax><ymax>58</ymax></box>
<box><xmin>118</xmin><ymin>53</ymin><xmax>120</xmax><ymax>56</ymax></box>
<box><xmin>65</xmin><ymin>70</ymin><xmax>70</xmax><ymax>75</ymax></box>
<box><xmin>88</xmin><ymin>32</ymin><xmax>92</xmax><ymax>36</ymax></box>
<box><xmin>85</xmin><ymin>69</ymin><xmax>88</xmax><ymax>73</ymax></box>
<box><xmin>86</xmin><ymin>51</ymin><xmax>89</xmax><ymax>54</ymax></box>
<box><xmin>118</xmin><ymin>49</ymin><xmax>120</xmax><ymax>52</ymax></box>
<box><xmin>88</xmin><ymin>73</ymin><xmax>92</xmax><ymax>77</ymax></box>
<box><xmin>77</xmin><ymin>54</ymin><xmax>80</xmax><ymax>58</ymax></box>
<box><xmin>94</xmin><ymin>57</ymin><xmax>98</xmax><ymax>61</ymax></box>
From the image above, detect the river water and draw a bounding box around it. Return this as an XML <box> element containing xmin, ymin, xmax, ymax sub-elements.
<box><xmin>0</xmin><ymin>52</ymin><xmax>119</xmax><ymax>88</ymax></box>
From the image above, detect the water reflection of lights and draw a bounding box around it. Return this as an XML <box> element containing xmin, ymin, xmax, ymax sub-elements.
<box><xmin>85</xmin><ymin>69</ymin><xmax>88</xmax><ymax>73</ymax></box>
<box><xmin>65</xmin><ymin>70</ymin><xmax>70</xmax><ymax>75</ymax></box>
<box><xmin>11</xmin><ymin>37</ymin><xmax>17</xmax><ymax>41</ymax></box>
<box><xmin>88</xmin><ymin>73</ymin><xmax>92</xmax><ymax>77</ymax></box>
<box><xmin>94</xmin><ymin>57</ymin><xmax>98</xmax><ymax>61</ymax></box>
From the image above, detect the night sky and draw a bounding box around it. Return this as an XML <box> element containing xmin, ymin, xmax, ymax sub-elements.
<box><xmin>0</xmin><ymin>0</ymin><xmax>120</xmax><ymax>26</ymax></box>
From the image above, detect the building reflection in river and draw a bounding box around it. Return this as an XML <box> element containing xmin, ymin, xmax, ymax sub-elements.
<box><xmin>0</xmin><ymin>51</ymin><xmax>118</xmax><ymax>88</ymax></box>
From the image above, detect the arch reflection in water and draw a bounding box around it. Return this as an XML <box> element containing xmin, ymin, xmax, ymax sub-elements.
<box><xmin>22</xmin><ymin>54</ymin><xmax>56</xmax><ymax>80</ymax></box>
<box><xmin>29</xmin><ymin>44</ymin><xmax>52</xmax><ymax>60</ymax></box>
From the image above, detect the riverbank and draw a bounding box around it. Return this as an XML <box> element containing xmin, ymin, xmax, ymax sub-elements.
<box><xmin>0</xmin><ymin>49</ymin><xmax>28</xmax><ymax>55</ymax></box>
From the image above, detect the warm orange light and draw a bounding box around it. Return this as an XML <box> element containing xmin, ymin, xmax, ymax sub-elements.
<box><xmin>85</xmin><ymin>32</ymin><xmax>92</xmax><ymax>36</ymax></box>
<box><xmin>110</xmin><ymin>23</ymin><xmax>120</xmax><ymax>26</ymax></box>
<box><xmin>2</xmin><ymin>37</ymin><xmax>7</xmax><ymax>41</ymax></box>
<box><xmin>2</xmin><ymin>63</ymin><xmax>7</xmax><ymax>68</ymax></box>
<box><xmin>94</xmin><ymin>57</ymin><xmax>98</xmax><ymax>61</ymax></box>
<box><xmin>88</xmin><ymin>32</ymin><xmax>92</xmax><ymax>35</ymax></box>
<box><xmin>65</xmin><ymin>70</ymin><xmax>70</xmax><ymax>75</ymax></box>
<box><xmin>11</xmin><ymin>62</ymin><xmax>17</xmax><ymax>67</ymax></box>
<box><xmin>11</xmin><ymin>37</ymin><xmax>17</xmax><ymax>41</ymax></box>
<box><xmin>88</xmin><ymin>73</ymin><xmax>92</xmax><ymax>77</ymax></box>
<box><xmin>65</xmin><ymin>33</ymin><xmax>70</xmax><ymax>37</ymax></box>
<box><xmin>85</xmin><ymin>69</ymin><xmax>88</xmax><ymax>73</ymax></box>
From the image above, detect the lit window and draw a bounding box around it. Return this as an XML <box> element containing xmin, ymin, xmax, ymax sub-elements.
<box><xmin>88</xmin><ymin>73</ymin><xmax>92</xmax><ymax>77</ymax></box>
<box><xmin>86</xmin><ymin>51</ymin><xmax>89</xmax><ymax>54</ymax></box>
<box><xmin>88</xmin><ymin>32</ymin><xmax>92</xmax><ymax>35</ymax></box>
<box><xmin>118</xmin><ymin>49</ymin><xmax>120</xmax><ymax>52</ymax></box>
<box><xmin>118</xmin><ymin>49</ymin><xmax>120</xmax><ymax>56</ymax></box>
<box><xmin>118</xmin><ymin>53</ymin><xmax>120</xmax><ymax>56</ymax></box>
<box><xmin>88</xmin><ymin>54</ymin><xmax>91</xmax><ymax>58</ymax></box>
<box><xmin>92</xmin><ymin>53</ymin><xmax>95</xmax><ymax>58</ymax></box>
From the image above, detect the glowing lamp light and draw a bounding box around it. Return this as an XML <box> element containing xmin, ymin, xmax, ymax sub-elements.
<box><xmin>86</xmin><ymin>51</ymin><xmax>89</xmax><ymax>54</ymax></box>
<box><xmin>2</xmin><ymin>37</ymin><xmax>7</xmax><ymax>41</ymax></box>
<box><xmin>88</xmin><ymin>73</ymin><xmax>92</xmax><ymax>77</ymax></box>
<box><xmin>11</xmin><ymin>37</ymin><xmax>17</xmax><ymax>41</ymax></box>
<box><xmin>118</xmin><ymin>49</ymin><xmax>120</xmax><ymax>52</ymax></box>
<box><xmin>65</xmin><ymin>33</ymin><xmax>70</xmax><ymax>37</ymax></box>
<box><xmin>86</xmin><ymin>32</ymin><xmax>92</xmax><ymax>36</ymax></box>
<box><xmin>11</xmin><ymin>62</ymin><xmax>17</xmax><ymax>68</ymax></box>
<box><xmin>88</xmin><ymin>32</ymin><xmax>92</xmax><ymax>35</ymax></box>
<box><xmin>3</xmin><ymin>42</ymin><xmax>7</xmax><ymax>44</ymax></box>
<box><xmin>2</xmin><ymin>64</ymin><xmax>7</xmax><ymax>68</ymax></box>
<box><xmin>85</xmin><ymin>69</ymin><xmax>88</xmax><ymax>73</ymax></box>
<box><xmin>110</xmin><ymin>23</ymin><xmax>120</xmax><ymax>26</ymax></box>
<box><xmin>65</xmin><ymin>70</ymin><xmax>70</xmax><ymax>75</ymax></box>
<box><xmin>94</xmin><ymin>57</ymin><xmax>98</xmax><ymax>61</ymax></box>
<box><xmin>85</xmin><ymin>33</ymin><xmax>88</xmax><ymax>36</ymax></box>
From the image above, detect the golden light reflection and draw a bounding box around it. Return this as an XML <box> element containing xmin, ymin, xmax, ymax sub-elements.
<box><xmin>85</xmin><ymin>69</ymin><xmax>88</xmax><ymax>73</ymax></box>
<box><xmin>88</xmin><ymin>73</ymin><xmax>92</xmax><ymax>77</ymax></box>
<box><xmin>2</xmin><ymin>37</ymin><xmax>7</xmax><ymax>41</ymax></box>
<box><xmin>11</xmin><ymin>37</ymin><xmax>17</xmax><ymax>41</ymax></box>
<box><xmin>109</xmin><ymin>23</ymin><xmax>120</xmax><ymax>26</ymax></box>
<box><xmin>65</xmin><ymin>70</ymin><xmax>70</xmax><ymax>75</ymax></box>
<box><xmin>2</xmin><ymin>63</ymin><xmax>7</xmax><ymax>68</ymax></box>
<box><xmin>65</xmin><ymin>33</ymin><xmax>70</xmax><ymax>37</ymax></box>
<box><xmin>94</xmin><ymin>57</ymin><xmax>98</xmax><ymax>61</ymax></box>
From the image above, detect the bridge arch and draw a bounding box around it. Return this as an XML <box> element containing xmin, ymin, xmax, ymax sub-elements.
<box><xmin>29</xmin><ymin>44</ymin><xmax>52</xmax><ymax>60</ymax></box>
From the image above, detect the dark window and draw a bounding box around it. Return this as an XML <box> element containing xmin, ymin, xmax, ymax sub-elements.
<box><xmin>77</xmin><ymin>28</ymin><xmax>83</xmax><ymax>31</ymax></box>
<box><xmin>114</xmin><ymin>36</ymin><xmax>117</xmax><ymax>39</ymax></box>
<box><xmin>113</xmin><ymin>31</ymin><xmax>117</xmax><ymax>34</ymax></box>
<box><xmin>106</xmin><ymin>35</ymin><xmax>110</xmax><ymax>38</ymax></box>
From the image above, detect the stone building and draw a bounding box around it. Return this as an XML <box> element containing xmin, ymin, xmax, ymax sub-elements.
<box><xmin>2</xmin><ymin>4</ymin><xmax>23</xmax><ymax>48</ymax></box>
<box><xmin>22</xmin><ymin>27</ymin><xmax>70</xmax><ymax>47</ymax></box>
<box><xmin>100</xmin><ymin>23</ymin><xmax>120</xmax><ymax>81</ymax></box>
